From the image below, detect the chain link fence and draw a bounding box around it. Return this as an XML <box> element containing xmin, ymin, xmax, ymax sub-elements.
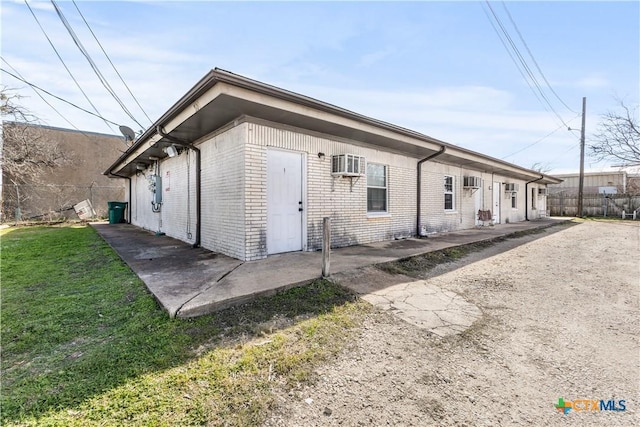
<box><xmin>2</xmin><ymin>183</ymin><xmax>125</xmax><ymax>222</ymax></box>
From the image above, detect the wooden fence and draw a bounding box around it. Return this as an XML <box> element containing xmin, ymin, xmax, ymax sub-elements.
<box><xmin>548</xmin><ymin>193</ymin><xmax>640</xmax><ymax>217</ymax></box>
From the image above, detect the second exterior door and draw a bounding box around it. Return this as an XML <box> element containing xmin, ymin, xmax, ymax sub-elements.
<box><xmin>492</xmin><ymin>182</ymin><xmax>501</xmax><ymax>224</ymax></box>
<box><xmin>267</xmin><ymin>149</ymin><xmax>303</xmax><ymax>254</ymax></box>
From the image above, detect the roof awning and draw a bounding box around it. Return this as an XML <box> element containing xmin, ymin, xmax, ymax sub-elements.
<box><xmin>106</xmin><ymin>68</ymin><xmax>562</xmax><ymax>185</ymax></box>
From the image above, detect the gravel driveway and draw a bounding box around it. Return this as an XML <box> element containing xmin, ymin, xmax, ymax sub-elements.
<box><xmin>265</xmin><ymin>220</ymin><xmax>639</xmax><ymax>426</ymax></box>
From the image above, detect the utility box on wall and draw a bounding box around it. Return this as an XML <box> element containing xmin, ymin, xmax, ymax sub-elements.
<box><xmin>148</xmin><ymin>175</ymin><xmax>163</xmax><ymax>204</ymax></box>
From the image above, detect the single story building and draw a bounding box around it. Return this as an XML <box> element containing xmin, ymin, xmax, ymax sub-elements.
<box><xmin>105</xmin><ymin>68</ymin><xmax>561</xmax><ymax>261</ymax></box>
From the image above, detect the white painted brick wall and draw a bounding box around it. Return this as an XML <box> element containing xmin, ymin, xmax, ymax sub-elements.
<box><xmin>156</xmin><ymin>151</ymin><xmax>197</xmax><ymax>244</ymax></box>
<box><xmin>130</xmin><ymin>165</ymin><xmax>159</xmax><ymax>233</ymax></box>
<box><xmin>199</xmin><ymin>124</ymin><xmax>247</xmax><ymax>260</ymax></box>
<box><xmin>129</xmin><ymin>152</ymin><xmax>197</xmax><ymax>244</ymax></box>
<box><xmin>248</xmin><ymin>122</ymin><xmax>418</xmax><ymax>256</ymax></box>
<box><xmin>133</xmin><ymin>118</ymin><xmax>542</xmax><ymax>261</ymax></box>
<box><xmin>489</xmin><ymin>175</ymin><xmax>529</xmax><ymax>224</ymax></box>
<box><xmin>243</xmin><ymin>141</ymin><xmax>267</xmax><ymax>260</ymax></box>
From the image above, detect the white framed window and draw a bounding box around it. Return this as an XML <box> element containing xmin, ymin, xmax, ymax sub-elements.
<box><xmin>444</xmin><ymin>175</ymin><xmax>455</xmax><ymax>211</ymax></box>
<box><xmin>367</xmin><ymin>163</ymin><xmax>387</xmax><ymax>213</ymax></box>
<box><xmin>511</xmin><ymin>192</ymin><xmax>517</xmax><ymax>209</ymax></box>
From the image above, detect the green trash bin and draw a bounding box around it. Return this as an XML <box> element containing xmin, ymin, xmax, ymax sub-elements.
<box><xmin>108</xmin><ymin>201</ymin><xmax>128</xmax><ymax>224</ymax></box>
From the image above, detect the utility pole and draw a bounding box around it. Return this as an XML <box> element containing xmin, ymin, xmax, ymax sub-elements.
<box><xmin>577</xmin><ymin>97</ymin><xmax>586</xmax><ymax>217</ymax></box>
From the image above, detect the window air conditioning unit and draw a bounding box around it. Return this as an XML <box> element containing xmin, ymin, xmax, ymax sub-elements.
<box><xmin>331</xmin><ymin>154</ymin><xmax>366</xmax><ymax>176</ymax></box>
<box><xmin>463</xmin><ymin>176</ymin><xmax>482</xmax><ymax>189</ymax></box>
<box><xmin>504</xmin><ymin>183</ymin><xmax>519</xmax><ymax>192</ymax></box>
<box><xmin>538</xmin><ymin>188</ymin><xmax>548</xmax><ymax>196</ymax></box>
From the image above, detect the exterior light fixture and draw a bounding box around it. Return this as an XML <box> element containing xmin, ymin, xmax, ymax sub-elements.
<box><xmin>164</xmin><ymin>145</ymin><xmax>179</xmax><ymax>158</ymax></box>
<box><xmin>318</xmin><ymin>152</ymin><xmax>325</xmax><ymax>159</ymax></box>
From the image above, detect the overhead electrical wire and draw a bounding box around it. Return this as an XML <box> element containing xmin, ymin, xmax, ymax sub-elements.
<box><xmin>481</xmin><ymin>4</ymin><xmax>562</xmax><ymax>128</ymax></box>
<box><xmin>500</xmin><ymin>2</ymin><xmax>577</xmax><ymax>114</ymax></box>
<box><xmin>482</xmin><ymin>1</ymin><xmax>571</xmax><ymax>129</ymax></box>
<box><xmin>71</xmin><ymin>0</ymin><xmax>153</xmax><ymax>124</ymax></box>
<box><xmin>501</xmin><ymin>114</ymin><xmax>580</xmax><ymax>160</ymax></box>
<box><xmin>50</xmin><ymin>0</ymin><xmax>144</xmax><ymax>129</ymax></box>
<box><xmin>1</xmin><ymin>56</ymin><xmax>88</xmax><ymax>134</ymax></box>
<box><xmin>1</xmin><ymin>68</ymin><xmax>121</xmax><ymax>127</ymax></box>
<box><xmin>23</xmin><ymin>0</ymin><xmax>115</xmax><ymax>132</ymax></box>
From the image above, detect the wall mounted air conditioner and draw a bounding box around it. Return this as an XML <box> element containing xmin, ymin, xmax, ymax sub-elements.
<box><xmin>538</xmin><ymin>188</ymin><xmax>548</xmax><ymax>196</ymax></box>
<box><xmin>504</xmin><ymin>183</ymin><xmax>519</xmax><ymax>192</ymax></box>
<box><xmin>331</xmin><ymin>154</ymin><xmax>366</xmax><ymax>176</ymax></box>
<box><xmin>463</xmin><ymin>176</ymin><xmax>482</xmax><ymax>189</ymax></box>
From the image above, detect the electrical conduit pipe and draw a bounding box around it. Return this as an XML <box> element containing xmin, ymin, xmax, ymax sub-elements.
<box><xmin>156</xmin><ymin>126</ymin><xmax>201</xmax><ymax>248</ymax></box>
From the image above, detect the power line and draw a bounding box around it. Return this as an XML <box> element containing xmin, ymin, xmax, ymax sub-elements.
<box><xmin>23</xmin><ymin>0</ymin><xmax>115</xmax><ymax>132</ymax></box>
<box><xmin>501</xmin><ymin>114</ymin><xmax>580</xmax><ymax>160</ymax></box>
<box><xmin>71</xmin><ymin>0</ymin><xmax>153</xmax><ymax>125</ymax></box>
<box><xmin>481</xmin><ymin>3</ymin><xmax>562</xmax><ymax>128</ymax></box>
<box><xmin>484</xmin><ymin>1</ymin><xmax>565</xmax><ymax>124</ymax></box>
<box><xmin>500</xmin><ymin>2</ymin><xmax>578</xmax><ymax>114</ymax></box>
<box><xmin>1</xmin><ymin>56</ymin><xmax>87</xmax><ymax>135</ymax></box>
<box><xmin>1</xmin><ymin>68</ymin><xmax>121</xmax><ymax>127</ymax></box>
<box><xmin>482</xmin><ymin>1</ymin><xmax>571</xmax><ymax>128</ymax></box>
<box><xmin>50</xmin><ymin>0</ymin><xmax>144</xmax><ymax>129</ymax></box>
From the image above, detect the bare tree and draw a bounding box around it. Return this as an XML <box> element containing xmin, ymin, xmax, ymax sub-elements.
<box><xmin>1</xmin><ymin>87</ymin><xmax>68</xmax><ymax>220</ymax></box>
<box><xmin>530</xmin><ymin>162</ymin><xmax>552</xmax><ymax>173</ymax></box>
<box><xmin>589</xmin><ymin>100</ymin><xmax>640</xmax><ymax>165</ymax></box>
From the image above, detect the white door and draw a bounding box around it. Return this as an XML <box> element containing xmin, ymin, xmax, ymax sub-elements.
<box><xmin>492</xmin><ymin>182</ymin><xmax>501</xmax><ymax>224</ymax></box>
<box><xmin>267</xmin><ymin>149</ymin><xmax>303</xmax><ymax>254</ymax></box>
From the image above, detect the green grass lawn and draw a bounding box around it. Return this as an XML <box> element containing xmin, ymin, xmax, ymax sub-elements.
<box><xmin>1</xmin><ymin>225</ymin><xmax>369</xmax><ymax>426</ymax></box>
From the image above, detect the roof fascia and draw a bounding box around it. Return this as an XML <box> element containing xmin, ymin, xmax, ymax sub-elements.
<box><xmin>105</xmin><ymin>67</ymin><xmax>563</xmax><ymax>183</ymax></box>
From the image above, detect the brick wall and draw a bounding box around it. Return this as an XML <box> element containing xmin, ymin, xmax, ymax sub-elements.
<box><xmin>199</xmin><ymin>124</ymin><xmax>247</xmax><ymax>260</ymax></box>
<box><xmin>137</xmin><ymin>118</ymin><xmax>543</xmax><ymax>261</ymax></box>
<box><xmin>157</xmin><ymin>151</ymin><xmax>197</xmax><ymax>244</ymax></box>
<box><xmin>248</xmin><ymin>121</ymin><xmax>418</xmax><ymax>256</ymax></box>
<box><xmin>131</xmin><ymin>165</ymin><xmax>159</xmax><ymax>233</ymax></box>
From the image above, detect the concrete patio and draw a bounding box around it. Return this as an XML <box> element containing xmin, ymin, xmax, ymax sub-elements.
<box><xmin>91</xmin><ymin>218</ymin><xmax>570</xmax><ymax>318</ymax></box>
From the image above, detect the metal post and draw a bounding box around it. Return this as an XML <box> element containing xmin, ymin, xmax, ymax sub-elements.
<box><xmin>322</xmin><ymin>217</ymin><xmax>331</xmax><ymax>277</ymax></box>
<box><xmin>577</xmin><ymin>97</ymin><xmax>586</xmax><ymax>217</ymax></box>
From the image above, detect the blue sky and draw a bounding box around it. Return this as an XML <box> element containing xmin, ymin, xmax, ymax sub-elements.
<box><xmin>2</xmin><ymin>1</ymin><xmax>638</xmax><ymax>173</ymax></box>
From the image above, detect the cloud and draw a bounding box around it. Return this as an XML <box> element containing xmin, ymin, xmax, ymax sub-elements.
<box><xmin>359</xmin><ymin>48</ymin><xmax>395</xmax><ymax>67</ymax></box>
<box><xmin>20</xmin><ymin>0</ymin><xmax>54</xmax><ymax>12</ymax></box>
<box><xmin>573</xmin><ymin>75</ymin><xmax>610</xmax><ymax>89</ymax></box>
<box><xmin>276</xmin><ymin>81</ymin><xmax>588</xmax><ymax>170</ymax></box>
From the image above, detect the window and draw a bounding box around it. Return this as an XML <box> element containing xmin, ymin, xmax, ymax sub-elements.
<box><xmin>511</xmin><ymin>191</ymin><xmax>517</xmax><ymax>209</ymax></box>
<box><xmin>444</xmin><ymin>176</ymin><xmax>455</xmax><ymax>211</ymax></box>
<box><xmin>367</xmin><ymin>163</ymin><xmax>387</xmax><ymax>213</ymax></box>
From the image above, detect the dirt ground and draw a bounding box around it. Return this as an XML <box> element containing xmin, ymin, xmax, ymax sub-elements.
<box><xmin>265</xmin><ymin>220</ymin><xmax>639</xmax><ymax>426</ymax></box>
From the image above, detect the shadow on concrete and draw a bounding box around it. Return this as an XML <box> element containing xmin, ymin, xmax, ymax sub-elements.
<box><xmin>332</xmin><ymin>220</ymin><xmax>578</xmax><ymax>296</ymax></box>
<box><xmin>92</xmin><ymin>218</ymin><xmax>573</xmax><ymax>318</ymax></box>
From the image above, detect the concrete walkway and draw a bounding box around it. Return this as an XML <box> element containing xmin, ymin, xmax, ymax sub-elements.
<box><xmin>91</xmin><ymin>218</ymin><xmax>570</xmax><ymax>319</ymax></box>
<box><xmin>362</xmin><ymin>281</ymin><xmax>484</xmax><ymax>337</ymax></box>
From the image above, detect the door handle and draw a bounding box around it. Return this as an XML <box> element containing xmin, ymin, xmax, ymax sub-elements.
<box><xmin>298</xmin><ymin>201</ymin><xmax>303</xmax><ymax>212</ymax></box>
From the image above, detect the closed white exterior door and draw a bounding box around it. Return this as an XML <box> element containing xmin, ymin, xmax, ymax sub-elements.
<box><xmin>492</xmin><ymin>182</ymin><xmax>501</xmax><ymax>224</ymax></box>
<box><xmin>267</xmin><ymin>149</ymin><xmax>303</xmax><ymax>254</ymax></box>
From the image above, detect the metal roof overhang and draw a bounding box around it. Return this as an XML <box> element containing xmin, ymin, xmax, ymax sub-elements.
<box><xmin>106</xmin><ymin>69</ymin><xmax>562</xmax><ymax>184</ymax></box>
